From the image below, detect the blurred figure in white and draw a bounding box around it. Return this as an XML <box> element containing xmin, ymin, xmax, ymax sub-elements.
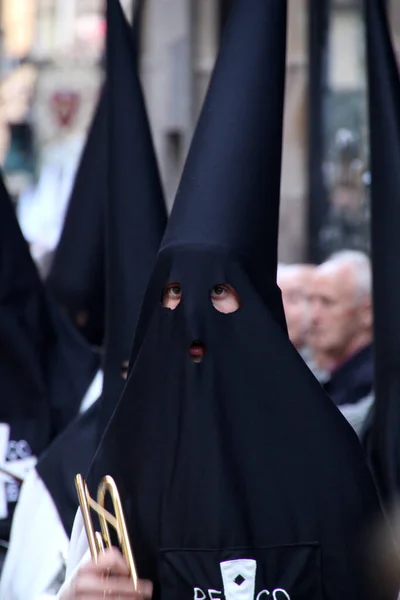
<box><xmin>17</xmin><ymin>138</ymin><xmax>83</xmax><ymax>270</ymax></box>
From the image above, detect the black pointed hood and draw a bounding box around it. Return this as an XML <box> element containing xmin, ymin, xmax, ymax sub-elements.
<box><xmin>161</xmin><ymin>0</ymin><xmax>285</xmax><ymax>305</ymax></box>
<box><xmin>0</xmin><ymin>170</ymin><xmax>98</xmax><ymax>538</ymax></box>
<box><xmin>99</xmin><ymin>0</ymin><xmax>167</xmax><ymax>436</ymax></box>
<box><xmin>364</xmin><ymin>0</ymin><xmax>400</xmax><ymax>503</ymax></box>
<box><xmin>90</xmin><ymin>2</ymin><xmax>382</xmax><ymax>598</ymax></box>
<box><xmin>46</xmin><ymin>91</ymin><xmax>106</xmax><ymax>347</ymax></box>
<box><xmin>36</xmin><ymin>0</ymin><xmax>166</xmax><ymax>537</ymax></box>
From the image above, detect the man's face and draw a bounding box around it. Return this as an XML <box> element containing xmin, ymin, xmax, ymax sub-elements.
<box><xmin>278</xmin><ymin>269</ymin><xmax>312</xmax><ymax>349</ymax></box>
<box><xmin>308</xmin><ymin>265</ymin><xmax>371</xmax><ymax>360</ymax></box>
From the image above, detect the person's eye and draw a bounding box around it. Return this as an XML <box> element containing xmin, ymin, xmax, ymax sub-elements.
<box><xmin>322</xmin><ymin>297</ymin><xmax>334</xmax><ymax>308</ymax></box>
<box><xmin>210</xmin><ymin>283</ymin><xmax>241</xmax><ymax>314</ymax></box>
<box><xmin>168</xmin><ymin>285</ymin><xmax>182</xmax><ymax>297</ymax></box>
<box><xmin>212</xmin><ymin>285</ymin><xmax>227</xmax><ymax>298</ymax></box>
<box><xmin>164</xmin><ymin>283</ymin><xmax>182</xmax><ymax>298</ymax></box>
<box><xmin>162</xmin><ymin>282</ymin><xmax>182</xmax><ymax>309</ymax></box>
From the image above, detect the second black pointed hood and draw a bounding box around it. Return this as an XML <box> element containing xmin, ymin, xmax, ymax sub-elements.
<box><xmin>46</xmin><ymin>91</ymin><xmax>107</xmax><ymax>347</ymax></box>
<box><xmin>98</xmin><ymin>0</ymin><xmax>167</xmax><ymax>436</ymax></box>
<box><xmin>36</xmin><ymin>0</ymin><xmax>166</xmax><ymax>537</ymax></box>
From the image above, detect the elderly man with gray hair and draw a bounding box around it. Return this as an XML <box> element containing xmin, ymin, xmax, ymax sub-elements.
<box><xmin>277</xmin><ymin>263</ymin><xmax>315</xmax><ymax>352</ymax></box>
<box><xmin>308</xmin><ymin>250</ymin><xmax>374</xmax><ymax>436</ymax></box>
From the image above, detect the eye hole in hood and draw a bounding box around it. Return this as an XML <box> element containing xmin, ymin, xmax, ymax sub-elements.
<box><xmin>162</xmin><ymin>282</ymin><xmax>182</xmax><ymax>310</ymax></box>
<box><xmin>210</xmin><ymin>284</ymin><xmax>241</xmax><ymax>314</ymax></box>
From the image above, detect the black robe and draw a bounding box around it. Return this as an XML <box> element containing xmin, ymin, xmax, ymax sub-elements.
<box><xmin>323</xmin><ymin>344</ymin><xmax>373</xmax><ymax>407</ymax></box>
<box><xmin>89</xmin><ymin>250</ymin><xmax>382</xmax><ymax>600</ymax></box>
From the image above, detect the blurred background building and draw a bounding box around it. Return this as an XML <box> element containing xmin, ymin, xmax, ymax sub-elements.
<box><xmin>0</xmin><ymin>0</ymin><xmax>399</xmax><ymax>263</ymax></box>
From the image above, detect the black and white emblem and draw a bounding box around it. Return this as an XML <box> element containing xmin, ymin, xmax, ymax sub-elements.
<box><xmin>0</xmin><ymin>423</ymin><xmax>37</xmax><ymax>518</ymax></box>
<box><xmin>161</xmin><ymin>545</ymin><xmax>322</xmax><ymax>600</ymax></box>
<box><xmin>220</xmin><ymin>559</ymin><xmax>257</xmax><ymax>600</ymax></box>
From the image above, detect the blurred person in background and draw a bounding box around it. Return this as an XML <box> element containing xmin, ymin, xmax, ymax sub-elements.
<box><xmin>277</xmin><ymin>263</ymin><xmax>314</xmax><ymax>353</ymax></box>
<box><xmin>0</xmin><ymin>0</ymin><xmax>166</xmax><ymax>595</ymax></box>
<box><xmin>309</xmin><ymin>250</ymin><xmax>374</xmax><ymax>435</ymax></box>
<box><xmin>277</xmin><ymin>263</ymin><xmax>328</xmax><ymax>380</ymax></box>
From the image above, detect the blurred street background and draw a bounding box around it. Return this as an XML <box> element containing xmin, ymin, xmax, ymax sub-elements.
<box><xmin>1</xmin><ymin>0</ymin><xmax>400</xmax><ymax>264</ymax></box>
